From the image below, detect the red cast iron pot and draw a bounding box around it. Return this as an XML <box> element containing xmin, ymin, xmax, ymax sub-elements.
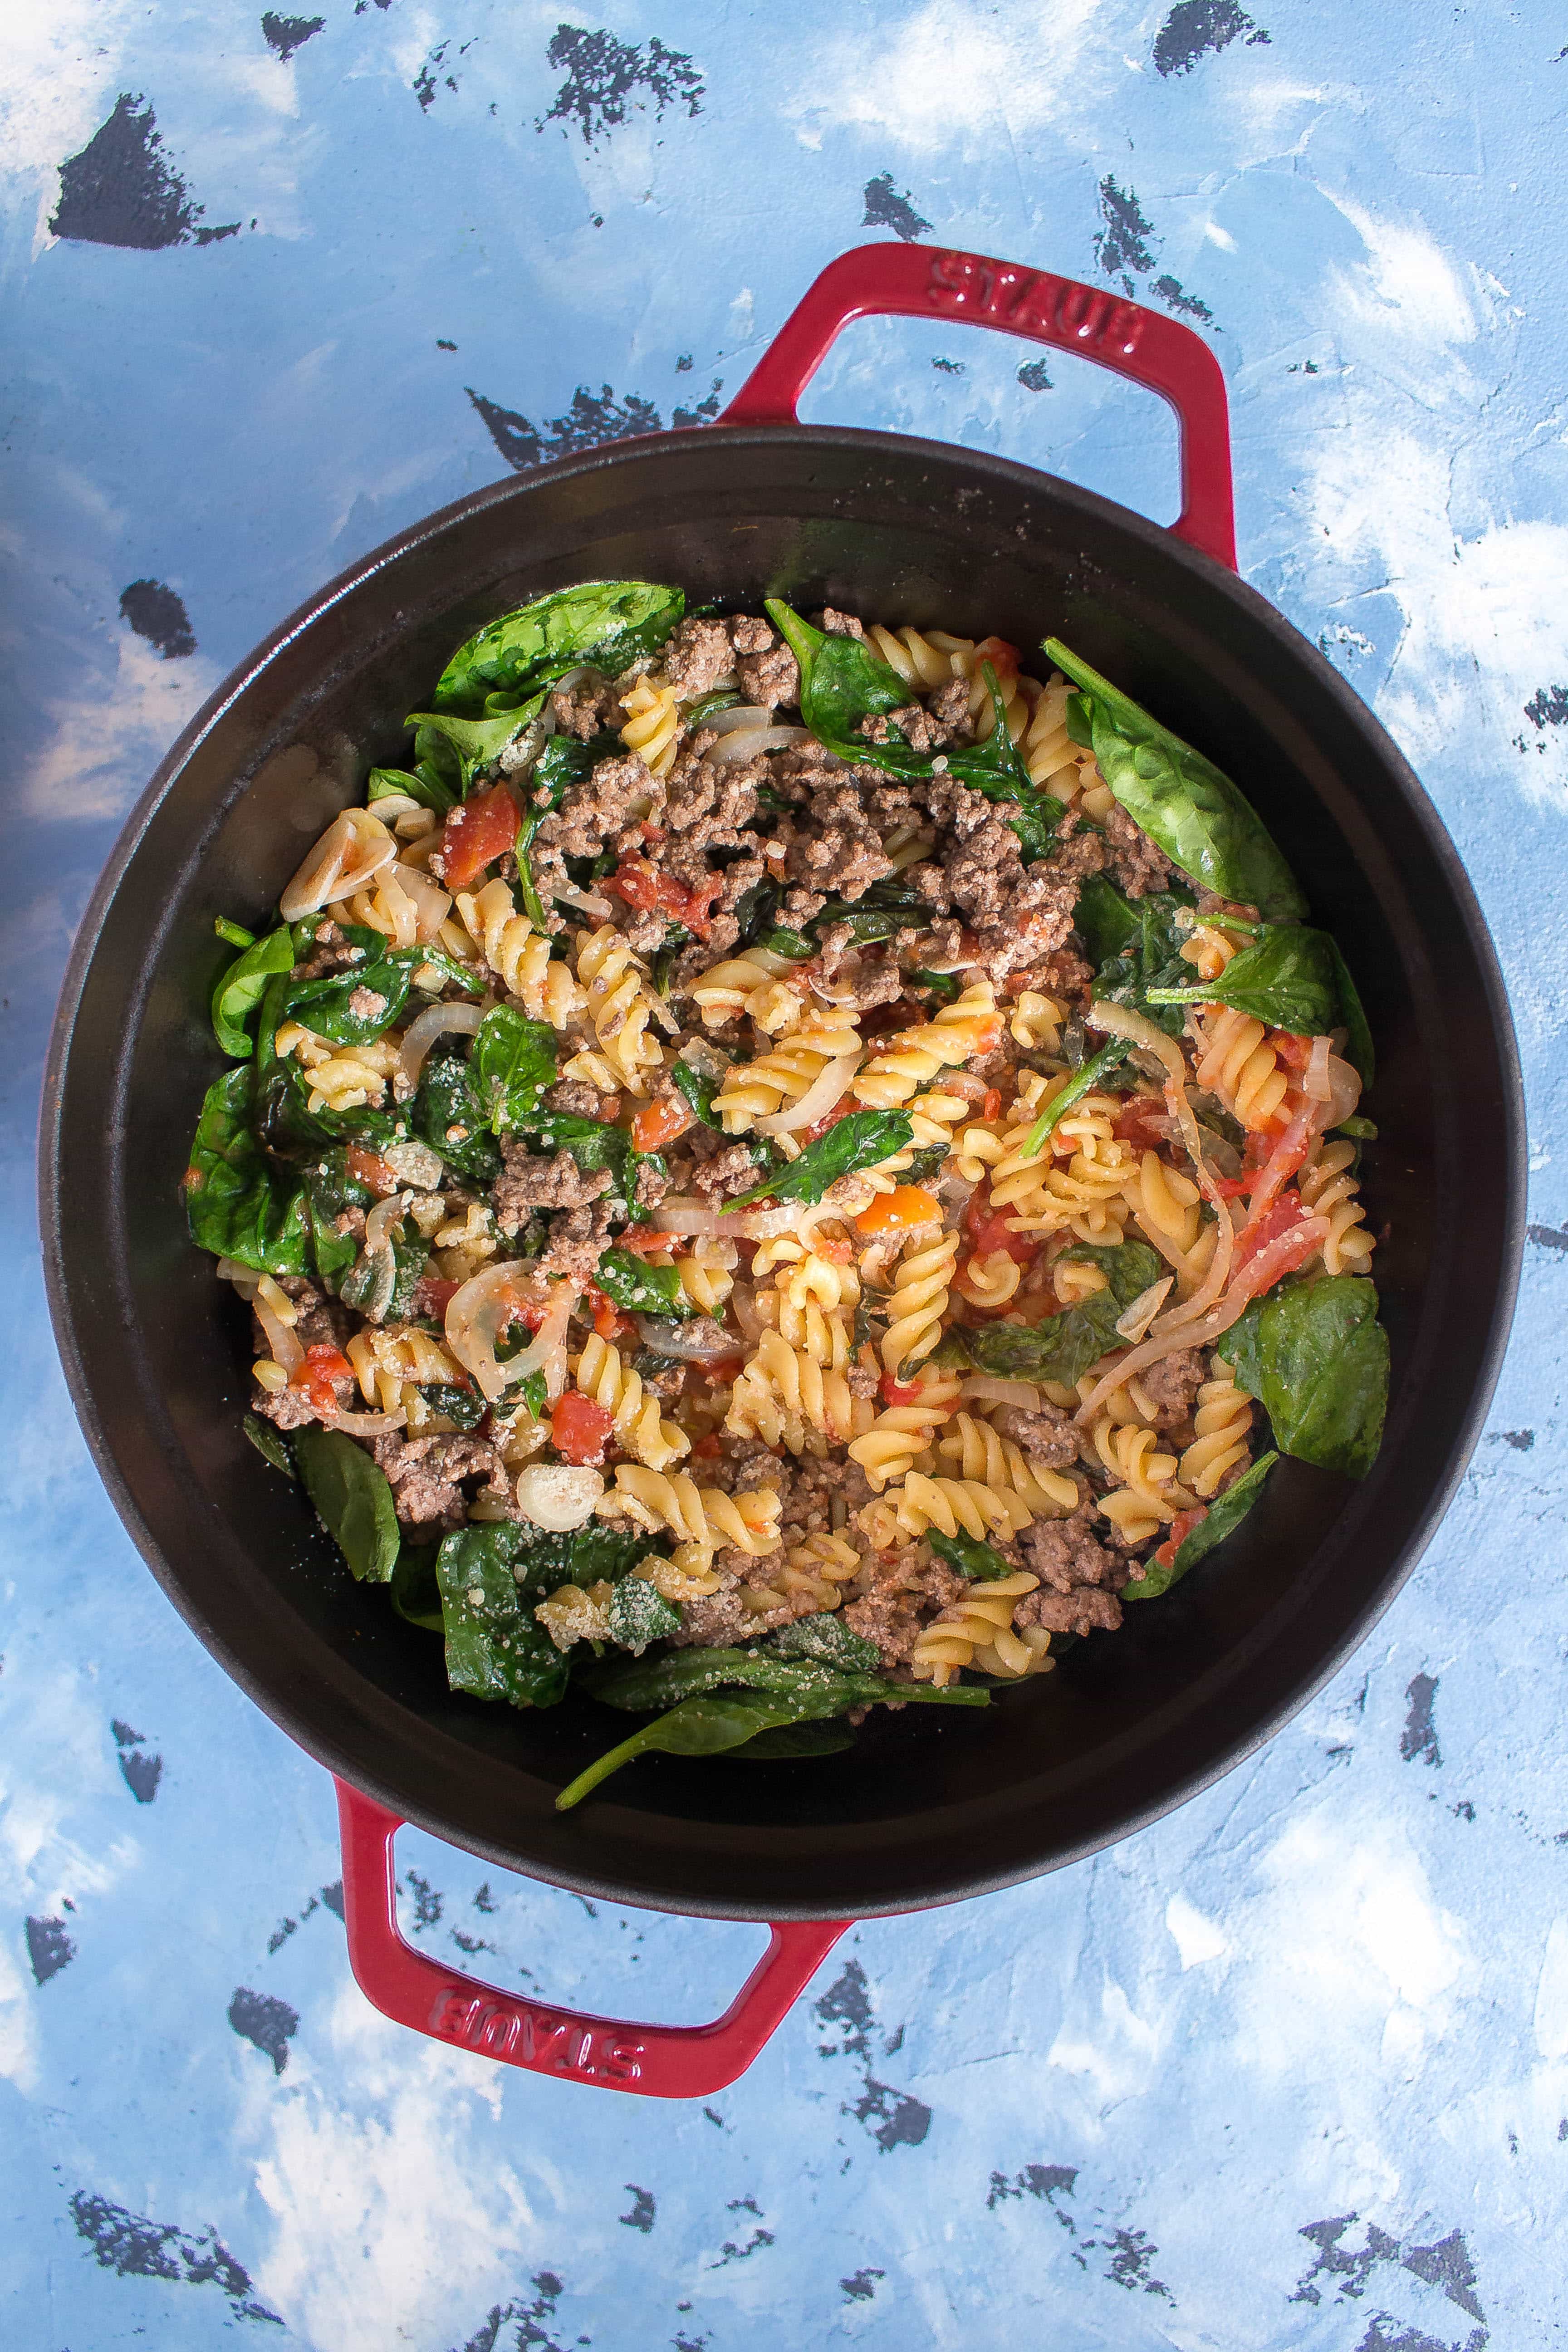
<box><xmin>40</xmin><ymin>245</ymin><xmax>1524</xmax><ymax>2098</ymax></box>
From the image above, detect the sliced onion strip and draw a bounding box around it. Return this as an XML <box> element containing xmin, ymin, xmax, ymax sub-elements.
<box><xmin>399</xmin><ymin>1000</ymin><xmax>483</xmax><ymax>1088</ymax></box>
<box><xmin>707</xmin><ymin>725</ymin><xmax>814</xmax><ymax>766</ymax></box>
<box><xmin>280</xmin><ymin>808</ymin><xmax>396</xmax><ymax>920</ymax></box>
<box><xmin>255</xmin><ymin>1293</ymin><xmax>304</xmax><ymax>1377</ymax></box>
<box><xmin>1114</xmin><ymin>1276</ymin><xmax>1174</xmax><ymax>1343</ymax></box>
<box><xmin>755</xmin><ymin>1052</ymin><xmax>861</xmax><ymax>1139</ymax></box>
<box><xmin>960</xmin><ymin>1376</ymin><xmax>1041</xmax><ymax>1408</ymax></box>
<box><xmin>1304</xmin><ymin>1034</ymin><xmax>1333</xmax><ymax>1102</ymax></box>
<box><xmin>324</xmin><ymin>1405</ymin><xmax>407</xmax><ymax>1435</ymax></box>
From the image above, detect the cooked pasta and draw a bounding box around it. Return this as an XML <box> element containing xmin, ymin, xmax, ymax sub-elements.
<box><xmin>192</xmin><ymin>579</ymin><xmax>1384</xmax><ymax>1794</ymax></box>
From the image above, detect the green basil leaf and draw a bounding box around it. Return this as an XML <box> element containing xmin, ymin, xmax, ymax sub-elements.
<box><xmin>1217</xmin><ymin>1275</ymin><xmax>1388</xmax><ymax>1480</ymax></box>
<box><xmin>926</xmin><ymin>1527</ymin><xmax>1014</xmax><ymax>1582</ymax></box>
<box><xmin>367</xmin><ymin>763</ymin><xmax>456</xmax><ymax>818</ymax></box>
<box><xmin>1122</xmin><ymin>1452</ymin><xmax>1279</xmax><ymax>1601</ymax></box>
<box><xmin>390</xmin><ymin>1539</ymin><xmax>446</xmax><ymax>1630</ymax></box>
<box><xmin>432</xmin><ymin>583</ymin><xmax>684</xmax><ymax>717</ymax></box>
<box><xmin>469</xmin><ymin>1005</ymin><xmax>558</xmax><ymax>1132</ymax></box>
<box><xmin>767</xmin><ymin>1612</ymin><xmax>882</xmax><ymax>1673</ymax></box>
<box><xmin>183</xmin><ymin>1067</ymin><xmax>310</xmax><ymax>1275</ymax></box>
<box><xmin>730</xmin><ymin>1110</ymin><xmax>915</xmax><ymax>1208</ymax></box>
<box><xmin>594</xmin><ymin>1245</ymin><xmax>695</xmax><ymax>1320</ymax></box>
<box><xmin>435</xmin><ymin>1525</ymin><xmax>570</xmax><ymax>1708</ymax></box>
<box><xmin>605</xmin><ymin>1577</ymin><xmax>682</xmax><ymax>1656</ymax></box>
<box><xmin>1144</xmin><ymin>924</ymin><xmax>1343</xmax><ymax>1038</ymax></box>
<box><xmin>212</xmin><ymin>924</ymin><xmax>295</xmax><ymax>1059</ymax></box>
<box><xmin>1045</xmin><ymin>638</ymin><xmax>1307</xmax><ymax>920</ymax></box>
<box><xmin>243</xmin><ymin>1412</ymin><xmax>295</xmax><ymax>1479</ymax></box>
<box><xmin>294</xmin><ymin>1426</ymin><xmax>401</xmax><ymax>1583</ymax></box>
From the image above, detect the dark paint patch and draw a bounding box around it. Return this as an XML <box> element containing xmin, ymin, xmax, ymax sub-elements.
<box><xmin>537</xmin><ymin>25</ymin><xmax>703</xmax><ymax>146</ymax></box>
<box><xmin>261</xmin><ymin>11</ymin><xmax>324</xmax><ymax>61</ymax></box>
<box><xmin>474</xmin><ymin>1881</ymin><xmax>497</xmax><ymax>1912</ymax></box>
<box><xmin>853</xmin><ymin>2077</ymin><xmax>932</xmax><ymax>2151</ymax></box>
<box><xmin>1526</xmin><ymin>1222</ymin><xmax>1568</xmax><ymax>1252</ymax></box>
<box><xmin>1401</xmin><ymin>1673</ymin><xmax>1441</xmax><ymax>1767</ymax></box>
<box><xmin>1153</xmin><ymin>0</ymin><xmax>1270</xmax><ymax>77</ymax></box>
<box><xmin>228</xmin><ymin>1986</ymin><xmax>299</xmax><ymax>2076</ymax></box>
<box><xmin>468</xmin><ymin>383</ymin><xmax>661</xmax><ymax>473</ymax></box>
<box><xmin>620</xmin><ymin>2185</ymin><xmax>656</xmax><ymax>2233</ymax></box>
<box><xmin>1101</xmin><ymin>2227</ymin><xmax>1172</xmax><ymax>2298</ymax></box>
<box><xmin>404</xmin><ymin>1869</ymin><xmax>443</xmax><ymax>1928</ymax></box>
<box><xmin>438</xmin><ymin>338</ymin><xmax>458</xmax><ymax>350</ymax></box>
<box><xmin>26</xmin><ymin>1915</ymin><xmax>75</xmax><ymax>1985</ymax></box>
<box><xmin>1094</xmin><ymin>176</ymin><xmax>1214</xmax><ymax>325</ymax></box>
<box><xmin>1451</xmin><ymin>1800</ymin><xmax>1475</xmax><ymax>1821</ymax></box>
<box><xmin>1018</xmin><ymin>358</ymin><xmax>1054</xmax><ymax>392</ymax></box>
<box><xmin>987</xmin><ymin>2164</ymin><xmax>1171</xmax><ymax>2297</ymax></box>
<box><xmin>452</xmin><ymin>2270</ymin><xmax>566</xmax><ymax>2352</ymax></box>
<box><xmin>1524</xmin><ymin>685</ymin><xmax>1568</xmax><ymax>728</ymax></box>
<box><xmin>672</xmin><ymin>378</ymin><xmax>723</xmax><ymax>428</ymax></box>
<box><xmin>862</xmin><ymin>170</ymin><xmax>931</xmax><ymax>242</ymax></box>
<box><xmin>119</xmin><ymin>580</ymin><xmax>196</xmax><ymax>659</ymax></box>
<box><xmin>68</xmin><ymin>2191</ymin><xmax>281</xmax><ymax>2323</ymax></box>
<box><xmin>842</xmin><ymin>2268</ymin><xmax>884</xmax><ymax>2301</ymax></box>
<box><xmin>112</xmin><ymin>1719</ymin><xmax>164</xmax><ymax>1802</ymax></box>
<box><xmin>931</xmin><ymin>356</ymin><xmax>965</xmax><ymax>375</ymax></box>
<box><xmin>320</xmin><ymin>1878</ymin><xmax>344</xmax><ymax>1919</ymax></box>
<box><xmin>451</xmin><ymin>1928</ymin><xmax>495</xmax><ymax>1955</ymax></box>
<box><xmin>702</xmin><ymin>2105</ymin><xmax>726</xmax><ymax>2128</ymax></box>
<box><xmin>51</xmin><ymin>95</ymin><xmax>238</xmax><ymax>249</ymax></box>
<box><xmin>815</xmin><ymin>1958</ymin><xmax>874</xmax><ymax>2058</ymax></box>
<box><xmin>1291</xmin><ymin>2214</ymin><xmax>1487</xmax><ymax>2346</ymax></box>
<box><xmin>413</xmin><ymin>37</ymin><xmax>473</xmax><ymax>109</ymax></box>
<box><xmin>988</xmin><ymin>2163</ymin><xmax>1079</xmax><ymax>2219</ymax></box>
<box><xmin>1490</xmin><ymin>1429</ymin><xmax>1534</xmax><ymax>1450</ymax></box>
<box><xmin>708</xmin><ymin>2199</ymin><xmax>774</xmax><ymax>2267</ymax></box>
<box><xmin>814</xmin><ymin>1960</ymin><xmax>931</xmax><ymax>2150</ymax></box>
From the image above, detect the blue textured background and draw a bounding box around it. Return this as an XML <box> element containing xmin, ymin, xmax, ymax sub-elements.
<box><xmin>4</xmin><ymin>4</ymin><xmax>1565</xmax><ymax>2344</ymax></box>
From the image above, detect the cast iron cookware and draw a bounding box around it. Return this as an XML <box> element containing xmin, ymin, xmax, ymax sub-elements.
<box><xmin>41</xmin><ymin>246</ymin><xmax>1524</xmax><ymax>2095</ymax></box>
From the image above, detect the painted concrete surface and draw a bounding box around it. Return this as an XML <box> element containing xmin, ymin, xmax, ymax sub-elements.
<box><xmin>3</xmin><ymin>3</ymin><xmax>1567</xmax><ymax>2344</ymax></box>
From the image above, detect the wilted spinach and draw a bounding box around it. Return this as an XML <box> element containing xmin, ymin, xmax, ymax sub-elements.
<box><xmin>367</xmin><ymin>762</ymin><xmax>457</xmax><ymax>818</ymax></box>
<box><xmin>1082</xmin><ymin>879</ymin><xmax>1198</xmax><ymax>1042</ymax></box>
<box><xmin>415</xmin><ymin>1381</ymin><xmax>487</xmax><ymax>1432</ymax></box>
<box><xmin>184</xmin><ymin>1067</ymin><xmax>310</xmax><ymax>1275</ymax></box>
<box><xmin>1145</xmin><ymin>924</ymin><xmax>1346</xmax><ymax>1041</ymax></box>
<box><xmin>435</xmin><ymin>1524</ymin><xmax>571</xmax><ymax>1709</ymax></box>
<box><xmin>1218</xmin><ymin>1274</ymin><xmax>1388</xmax><ymax>1480</ymax></box>
<box><xmin>294</xmin><ymin>1427</ymin><xmax>401</xmax><ymax>1583</ymax></box>
<box><xmin>1018</xmin><ymin>1038</ymin><xmax>1132</xmax><ymax>1159</ymax></box>
<box><xmin>303</xmin><ymin>1148</ymin><xmax>371</xmax><ymax>1294</ymax></box>
<box><xmin>1122</xmin><ymin>1452</ymin><xmax>1279</xmax><ymax>1601</ymax></box>
<box><xmin>1047</xmin><ymin>638</ymin><xmax>1307</xmax><ymax>921</ymax></box>
<box><xmin>404</xmin><ymin>702</ymin><xmax>543</xmax><ymax>790</ymax></box>
<box><xmin>767</xmin><ymin>1613</ymin><xmax>882</xmax><ymax>1674</ymax></box>
<box><xmin>412</xmin><ymin>1050</ymin><xmax>502</xmax><ymax>1184</ymax></box>
<box><xmin>468</xmin><ymin>1006</ymin><xmax>558</xmax><ymax>1131</ymax></box>
<box><xmin>212</xmin><ymin>923</ymin><xmax>294</xmax><ymax>1059</ymax></box>
<box><xmin>606</xmin><ymin>1577</ymin><xmax>682</xmax><ymax>1656</ymax></box>
<box><xmin>946</xmin><ymin>1239</ymin><xmax>1165</xmax><ymax>1385</ymax></box>
<box><xmin>730</xmin><ymin>1110</ymin><xmax>915</xmax><ymax>1207</ymax></box>
<box><xmin>926</xmin><ymin>1528</ymin><xmax>1014</xmax><ymax>1582</ymax></box>
<box><xmin>431</xmin><ymin>582</ymin><xmax>684</xmax><ymax>716</ymax></box>
<box><xmin>593</xmin><ymin>1246</ymin><xmax>696</xmax><ymax>1321</ymax></box>
<box><xmin>243</xmin><ymin>1412</ymin><xmax>295</xmax><ymax>1479</ymax></box>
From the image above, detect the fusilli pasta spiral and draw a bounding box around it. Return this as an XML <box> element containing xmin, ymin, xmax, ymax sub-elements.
<box><xmin>573</xmin><ymin>1334</ymin><xmax>690</xmax><ymax>1472</ymax></box>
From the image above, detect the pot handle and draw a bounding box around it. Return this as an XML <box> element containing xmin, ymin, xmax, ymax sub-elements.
<box><xmin>334</xmin><ymin>1780</ymin><xmax>848</xmax><ymax>2098</ymax></box>
<box><xmin>720</xmin><ymin>241</ymin><xmax>1236</xmax><ymax>571</ymax></box>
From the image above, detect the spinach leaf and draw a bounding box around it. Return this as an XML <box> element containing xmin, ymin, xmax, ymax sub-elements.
<box><xmin>951</xmin><ymin>1240</ymin><xmax>1165</xmax><ymax>1386</ymax></box>
<box><xmin>412</xmin><ymin>1050</ymin><xmax>502</xmax><ymax>1183</ymax></box>
<box><xmin>469</xmin><ymin>1006</ymin><xmax>557</xmax><ymax>1132</ymax></box>
<box><xmin>404</xmin><ymin>703</ymin><xmax>541</xmax><ymax>791</ymax></box>
<box><xmin>902</xmin><ymin>1145</ymin><xmax>950</xmax><ymax>1184</ymax></box>
<box><xmin>768</xmin><ymin>1613</ymin><xmax>882</xmax><ymax>1673</ymax></box>
<box><xmin>1122</xmin><ymin>1451</ymin><xmax>1279</xmax><ymax>1601</ymax></box>
<box><xmin>671</xmin><ymin>1057</ymin><xmax>723</xmax><ymax>1127</ymax></box>
<box><xmin>730</xmin><ymin>1110</ymin><xmax>915</xmax><ymax>1207</ymax></box>
<box><xmin>909</xmin><ymin>968</ymin><xmax>962</xmax><ymax>1004</ymax></box>
<box><xmin>432</xmin><ymin>583</ymin><xmax>684</xmax><ymax>716</ymax></box>
<box><xmin>435</xmin><ymin>1526</ymin><xmax>570</xmax><ymax>1708</ymax></box>
<box><xmin>585</xmin><ymin>1644</ymin><xmax>990</xmax><ymax>1715</ymax></box>
<box><xmin>515</xmin><ymin>1368</ymin><xmax>549</xmax><ymax>1422</ymax></box>
<box><xmin>1045</xmin><ymin>639</ymin><xmax>1308</xmax><ymax>921</ymax></box>
<box><xmin>926</xmin><ymin>1528</ymin><xmax>1014</xmax><ymax>1582</ymax></box>
<box><xmin>215</xmin><ymin>916</ymin><xmax>255</xmax><ymax>949</ymax></box>
<box><xmin>556</xmin><ymin>1691</ymin><xmax>837</xmax><ymax>1809</ymax></box>
<box><xmin>1145</xmin><ymin>924</ymin><xmax>1343</xmax><ymax>1039</ymax></box>
<box><xmin>1217</xmin><ymin>1275</ymin><xmax>1388</xmax><ymax>1480</ymax></box>
<box><xmin>184</xmin><ymin>1067</ymin><xmax>310</xmax><ymax>1275</ymax></box>
<box><xmin>1336</xmin><ymin>1114</ymin><xmax>1377</xmax><ymax>1142</ymax></box>
<box><xmin>243</xmin><ymin>1412</ymin><xmax>295</xmax><ymax>1479</ymax></box>
<box><xmin>212</xmin><ymin>924</ymin><xmax>294</xmax><ymax>1059</ymax></box>
<box><xmin>415</xmin><ymin>1381</ymin><xmax>487</xmax><ymax>1432</ymax></box>
<box><xmin>1073</xmin><ymin>872</ymin><xmax>1140</xmax><ymax>969</ymax></box>
<box><xmin>303</xmin><ymin>1149</ymin><xmax>370</xmax><ymax>1294</ymax></box>
<box><xmin>759</xmin><ymin>927</ymin><xmax>816</xmax><ymax>961</ymax></box>
<box><xmin>594</xmin><ymin>1245</ymin><xmax>695</xmax><ymax>1321</ymax></box>
<box><xmin>474</xmin><ymin>1517</ymin><xmax>655</xmax><ymax>1600</ymax></box>
<box><xmin>280</xmin><ymin>949</ymin><xmax>412</xmax><ymax>1047</ymax></box>
<box><xmin>728</xmin><ymin>1721</ymin><xmax>858</xmax><ymax>1761</ymax></box>
<box><xmin>606</xmin><ymin>1576</ymin><xmax>682</xmax><ymax>1656</ymax></box>
<box><xmin>730</xmin><ymin>874</ymin><xmax>780</xmax><ymax>948</ymax></box>
<box><xmin>390</xmin><ymin>1539</ymin><xmax>445</xmax><ymax>1631</ymax></box>
<box><xmin>687</xmin><ymin>688</ymin><xmax>742</xmax><ymax>726</ymax></box>
<box><xmin>411</xmin><ymin>721</ymin><xmax>464</xmax><ymax>810</ymax></box>
<box><xmin>529</xmin><ymin>725</ymin><xmax>624</xmax><ymax>804</ymax></box>
<box><xmin>294</xmin><ymin>1427</ymin><xmax>401</xmax><ymax>1583</ymax></box>
<box><xmin>1326</xmin><ymin>938</ymin><xmax>1376</xmax><ymax>1086</ymax></box>
<box><xmin>339</xmin><ymin>1215</ymin><xmax>426</xmax><ymax>1322</ymax></box>
<box><xmin>367</xmin><ymin>762</ymin><xmax>456</xmax><ymax>818</ymax></box>
<box><xmin>1090</xmin><ymin>885</ymin><xmax>1199</xmax><ymax>1041</ymax></box>
<box><xmin>1017</xmin><ymin>1039</ymin><xmax>1131</xmax><ymax>1159</ymax></box>
<box><xmin>251</xmin><ymin>1057</ymin><xmax>400</xmax><ymax>1158</ymax></box>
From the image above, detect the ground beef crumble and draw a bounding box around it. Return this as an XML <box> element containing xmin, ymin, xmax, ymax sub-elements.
<box><xmin>493</xmin><ymin>1140</ymin><xmax>612</xmax><ymax>1233</ymax></box>
<box><xmin>728</xmin><ymin>615</ymin><xmax>799</xmax><ymax>709</ymax></box>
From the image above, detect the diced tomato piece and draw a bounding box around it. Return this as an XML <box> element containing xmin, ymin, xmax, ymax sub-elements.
<box><xmin>582</xmin><ymin>1284</ymin><xmax>632</xmax><ymax>1344</ymax></box>
<box><xmin>971</xmin><ymin>635</ymin><xmax>1020</xmax><ymax>686</ymax></box>
<box><xmin>411</xmin><ymin>1274</ymin><xmax>461</xmax><ymax>1320</ymax></box>
<box><xmin>632</xmin><ymin>1094</ymin><xmax>693</xmax><ymax>1153</ymax></box>
<box><xmin>608</xmin><ymin>858</ymin><xmax>725</xmax><ymax>943</ymax></box>
<box><xmin>1229</xmin><ymin>1192</ymin><xmax>1327</xmax><ymax>1301</ymax></box>
<box><xmin>1240</xmin><ymin>1108</ymin><xmax>1319</xmax><ymax>1228</ymax></box>
<box><xmin>290</xmin><ymin>1343</ymin><xmax>353</xmax><ymax>1415</ymax></box>
<box><xmin>1232</xmin><ymin>1190</ymin><xmax>1306</xmax><ymax>1270</ymax></box>
<box><xmin>798</xmin><ymin>1099</ymin><xmax>859</xmax><ymax>1146</ymax></box>
<box><xmin>1153</xmin><ymin>1506</ymin><xmax>1207</xmax><ymax>1571</ymax></box>
<box><xmin>690</xmin><ymin>1431</ymin><xmax>724</xmax><ymax>1458</ymax></box>
<box><xmin>814</xmin><ymin>1234</ymin><xmax>853</xmax><ymax>1264</ymax></box>
<box><xmin>880</xmin><ymin>1374</ymin><xmax>922</xmax><ymax>1407</ymax></box>
<box><xmin>1270</xmin><ymin>1030</ymin><xmax>1314</xmax><ymax>1073</ymax></box>
<box><xmin>1113</xmin><ymin>1097</ymin><xmax>1171</xmax><ymax>1153</ymax></box>
<box><xmin>964</xmin><ymin>1183</ymin><xmax>1038</xmax><ymax>1268</ymax></box>
<box><xmin>346</xmin><ymin>1143</ymin><xmax>400</xmax><ymax>1198</ymax></box>
<box><xmin>550</xmin><ymin>1391</ymin><xmax>615</xmax><ymax>1466</ymax></box>
<box><xmin>855</xmin><ymin>1184</ymin><xmax>940</xmax><ymax>1237</ymax></box>
<box><xmin>438</xmin><ymin>782</ymin><xmax>520</xmax><ymax>892</ymax></box>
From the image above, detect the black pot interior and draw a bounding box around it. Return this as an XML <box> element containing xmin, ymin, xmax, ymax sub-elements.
<box><xmin>44</xmin><ymin>427</ymin><xmax>1523</xmax><ymax>1919</ymax></box>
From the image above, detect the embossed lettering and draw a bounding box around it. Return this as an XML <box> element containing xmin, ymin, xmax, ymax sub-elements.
<box><xmin>926</xmin><ymin>253</ymin><xmax>1147</xmax><ymax>363</ymax></box>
